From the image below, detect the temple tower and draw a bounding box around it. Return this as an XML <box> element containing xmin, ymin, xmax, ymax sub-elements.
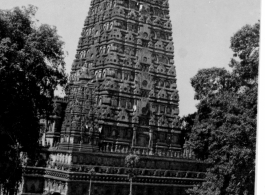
<box><xmin>60</xmin><ymin>0</ymin><xmax>181</xmax><ymax>154</ymax></box>
<box><xmin>21</xmin><ymin>1</ymin><xmax>207</xmax><ymax>195</ymax></box>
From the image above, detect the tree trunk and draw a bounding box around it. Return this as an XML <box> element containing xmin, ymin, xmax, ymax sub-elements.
<box><xmin>129</xmin><ymin>177</ymin><xmax>133</xmax><ymax>195</ymax></box>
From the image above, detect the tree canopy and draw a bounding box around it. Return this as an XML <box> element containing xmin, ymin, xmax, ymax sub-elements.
<box><xmin>0</xmin><ymin>5</ymin><xmax>67</xmax><ymax>194</ymax></box>
<box><xmin>186</xmin><ymin>22</ymin><xmax>259</xmax><ymax>195</ymax></box>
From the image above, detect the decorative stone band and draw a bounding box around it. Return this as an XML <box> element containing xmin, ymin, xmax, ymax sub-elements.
<box><xmin>23</xmin><ymin>166</ymin><xmax>206</xmax><ymax>186</ymax></box>
<box><xmin>49</xmin><ymin>144</ymin><xmax>195</xmax><ymax>165</ymax></box>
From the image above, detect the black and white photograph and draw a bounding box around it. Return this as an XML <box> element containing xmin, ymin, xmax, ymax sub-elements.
<box><xmin>0</xmin><ymin>0</ymin><xmax>262</xmax><ymax>195</ymax></box>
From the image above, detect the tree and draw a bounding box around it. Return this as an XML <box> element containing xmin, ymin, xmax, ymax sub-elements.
<box><xmin>0</xmin><ymin>5</ymin><xmax>67</xmax><ymax>194</ymax></box>
<box><xmin>125</xmin><ymin>154</ymin><xmax>140</xmax><ymax>195</ymax></box>
<box><xmin>186</xmin><ymin>22</ymin><xmax>259</xmax><ymax>195</ymax></box>
<box><xmin>88</xmin><ymin>167</ymin><xmax>96</xmax><ymax>195</ymax></box>
<box><xmin>180</xmin><ymin>112</ymin><xmax>197</xmax><ymax>147</ymax></box>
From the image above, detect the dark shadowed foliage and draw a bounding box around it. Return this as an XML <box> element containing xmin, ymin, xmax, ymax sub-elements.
<box><xmin>186</xmin><ymin>22</ymin><xmax>259</xmax><ymax>195</ymax></box>
<box><xmin>0</xmin><ymin>5</ymin><xmax>67</xmax><ymax>195</ymax></box>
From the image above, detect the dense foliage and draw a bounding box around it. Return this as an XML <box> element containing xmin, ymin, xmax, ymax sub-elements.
<box><xmin>0</xmin><ymin>6</ymin><xmax>67</xmax><ymax>194</ymax></box>
<box><xmin>125</xmin><ymin>154</ymin><xmax>140</xmax><ymax>169</ymax></box>
<box><xmin>186</xmin><ymin>22</ymin><xmax>259</xmax><ymax>195</ymax></box>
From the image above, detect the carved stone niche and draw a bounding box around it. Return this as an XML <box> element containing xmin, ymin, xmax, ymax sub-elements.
<box><xmin>92</xmin><ymin>24</ymin><xmax>101</xmax><ymax>38</ymax></box>
<box><xmin>135</xmin><ymin>71</ymin><xmax>153</xmax><ymax>90</ymax></box>
<box><xmin>158</xmin><ymin>115</ymin><xmax>169</xmax><ymax>127</ymax></box>
<box><xmin>82</xmin><ymin>37</ymin><xmax>91</xmax><ymax>46</ymax></box>
<box><xmin>138</xmin><ymin>24</ymin><xmax>151</xmax><ymax>40</ymax></box>
<box><xmin>149</xmin><ymin>114</ymin><xmax>156</xmax><ymax>126</ymax></box>
<box><xmin>164</xmin><ymin>19</ymin><xmax>172</xmax><ymax>29</ymax></box>
<box><xmin>136</xmin><ymin>48</ymin><xmax>152</xmax><ymax>64</ymax></box>
<box><xmin>170</xmin><ymin>82</ymin><xmax>177</xmax><ymax>90</ymax></box>
<box><xmin>148</xmin><ymin>41</ymin><xmax>154</xmax><ymax>48</ymax></box>
<box><xmin>124</xmin><ymin>46</ymin><xmax>135</xmax><ymax>56</ymax></box>
<box><xmin>103</xmin><ymin>68</ymin><xmax>115</xmax><ymax>78</ymax></box>
<box><xmin>100</xmin><ymin>32</ymin><xmax>108</xmax><ymax>42</ymax></box>
<box><xmin>84</xmin><ymin>15</ymin><xmax>90</xmax><ymax>26</ymax></box>
<box><xmin>139</xmin><ymin>3</ymin><xmax>150</xmax><ymax>14</ymax></box>
<box><xmin>155</xmin><ymin>39</ymin><xmax>164</xmax><ymax>50</ymax></box>
<box><xmin>103</xmin><ymin>10</ymin><xmax>111</xmax><ymax>20</ymax></box>
<box><xmin>171</xmin><ymin>134</ymin><xmax>180</xmax><ymax>145</ymax></box>
<box><xmin>88</xmin><ymin>17</ymin><xmax>94</xmax><ymax>26</ymax></box>
<box><xmin>119</xmin><ymin>98</ymin><xmax>126</xmax><ymax>108</ymax></box>
<box><xmin>166</xmin><ymin>41</ymin><xmax>174</xmax><ymax>52</ymax></box>
<box><xmin>127</xmin><ymin>99</ymin><xmax>133</xmax><ymax>110</ymax></box>
<box><xmin>160</xmin><ymin>54</ymin><xmax>169</xmax><ymax>64</ymax></box>
<box><xmin>137</xmin><ymin>38</ymin><xmax>142</xmax><ymax>46</ymax></box>
<box><xmin>158</xmin><ymin>88</ymin><xmax>167</xmax><ymax>99</ymax></box>
<box><xmin>105</xmin><ymin>52</ymin><xmax>120</xmax><ymax>65</ymax></box>
<box><xmin>171</xmin><ymin>106</ymin><xmax>179</xmax><ymax>116</ymax></box>
<box><xmin>111</xmin><ymin>96</ymin><xmax>118</xmax><ymax>107</ymax></box>
<box><xmin>112</xmin><ymin>6</ymin><xmax>125</xmax><ymax>17</ymax></box>
<box><xmin>101</xmin><ymin>95</ymin><xmax>111</xmax><ymax>105</ymax></box>
<box><xmin>168</xmin><ymin>65</ymin><xmax>176</xmax><ymax>76</ymax></box>
<box><xmin>171</xmin><ymin>116</ymin><xmax>180</xmax><ymax>128</ymax></box>
<box><xmin>86</xmin><ymin>46</ymin><xmax>98</xmax><ymax>61</ymax></box>
<box><xmin>71</xmin><ymin>60</ymin><xmax>79</xmax><ymax>71</ymax></box>
<box><xmin>125</xmin><ymin>31</ymin><xmax>135</xmax><ymax>43</ymax></box>
<box><xmin>170</xmin><ymin>90</ymin><xmax>179</xmax><ymax>101</ymax></box>
<box><xmin>127</xmin><ymin>9</ymin><xmax>138</xmax><ymax>20</ymax></box>
<box><xmin>102</xmin><ymin>106</ymin><xmax>113</xmax><ymax>119</ymax></box>
<box><xmin>99</xmin><ymin>45</ymin><xmax>107</xmax><ymax>55</ymax></box>
<box><xmin>120</xmin><ymin>83</ymin><xmax>130</xmax><ymax>93</ymax></box>
<box><xmin>104</xmin><ymin>78</ymin><xmax>118</xmax><ymax>90</ymax></box>
<box><xmin>163</xmin><ymin>0</ymin><xmax>170</xmax><ymax>7</ymax></box>
<box><xmin>108</xmin><ymin>28</ymin><xmax>122</xmax><ymax>40</ymax></box>
<box><xmin>156</xmin><ymin>64</ymin><xmax>166</xmax><ymax>74</ymax></box>
<box><xmin>137</xmin><ymin>133</ymin><xmax>149</xmax><ymax>147</ymax></box>
<box><xmin>139</xmin><ymin>15</ymin><xmax>145</xmax><ymax>23</ymax></box>
<box><xmin>164</xmin><ymin>80</ymin><xmax>170</xmax><ymax>88</ymax></box>
<box><xmin>123</xmin><ymin>56</ymin><xmax>133</xmax><ymax>67</ymax></box>
<box><xmin>153</xmin><ymin>6</ymin><xmax>164</xmax><ymax>17</ymax></box>
<box><xmin>153</xmin><ymin>16</ymin><xmax>163</xmax><ymax>26</ymax></box>
<box><xmin>148</xmin><ymin>64</ymin><xmax>154</xmax><ymax>73</ymax></box>
<box><xmin>96</xmin><ymin>56</ymin><xmax>105</xmax><ymax>66</ymax></box>
<box><xmin>117</xmin><ymin>109</ymin><xmax>129</xmax><ymax>122</ymax></box>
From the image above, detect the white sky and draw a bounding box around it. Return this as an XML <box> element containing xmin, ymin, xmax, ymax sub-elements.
<box><xmin>0</xmin><ymin>0</ymin><xmax>260</xmax><ymax>116</ymax></box>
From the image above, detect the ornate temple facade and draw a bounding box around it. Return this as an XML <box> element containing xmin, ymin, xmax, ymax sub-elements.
<box><xmin>21</xmin><ymin>0</ymin><xmax>207</xmax><ymax>195</ymax></box>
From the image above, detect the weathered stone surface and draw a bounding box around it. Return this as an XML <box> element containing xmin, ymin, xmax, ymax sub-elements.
<box><xmin>22</xmin><ymin>1</ymin><xmax>206</xmax><ymax>195</ymax></box>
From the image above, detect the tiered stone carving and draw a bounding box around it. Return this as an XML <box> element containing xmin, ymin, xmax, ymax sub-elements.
<box><xmin>21</xmin><ymin>1</ymin><xmax>207</xmax><ymax>195</ymax></box>
<box><xmin>60</xmin><ymin>0</ymin><xmax>181</xmax><ymax>154</ymax></box>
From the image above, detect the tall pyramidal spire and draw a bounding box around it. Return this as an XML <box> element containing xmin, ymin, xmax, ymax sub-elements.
<box><xmin>60</xmin><ymin>0</ymin><xmax>181</xmax><ymax>153</ymax></box>
<box><xmin>22</xmin><ymin>1</ymin><xmax>207</xmax><ymax>195</ymax></box>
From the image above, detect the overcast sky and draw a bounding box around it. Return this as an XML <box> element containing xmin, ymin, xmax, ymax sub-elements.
<box><xmin>0</xmin><ymin>0</ymin><xmax>261</xmax><ymax>116</ymax></box>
